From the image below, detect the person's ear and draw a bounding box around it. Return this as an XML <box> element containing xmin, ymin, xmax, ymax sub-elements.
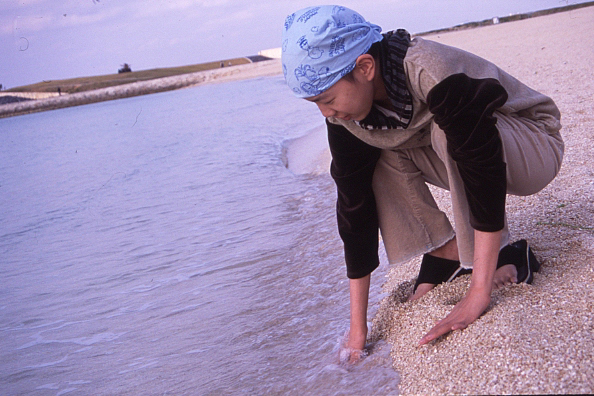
<box><xmin>354</xmin><ymin>54</ymin><xmax>376</xmax><ymax>82</ymax></box>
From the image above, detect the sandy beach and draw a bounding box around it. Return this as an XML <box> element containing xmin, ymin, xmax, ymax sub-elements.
<box><xmin>367</xmin><ymin>6</ymin><xmax>594</xmax><ymax>394</ymax></box>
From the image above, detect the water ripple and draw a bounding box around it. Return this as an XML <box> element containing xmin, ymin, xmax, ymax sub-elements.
<box><xmin>0</xmin><ymin>76</ymin><xmax>400</xmax><ymax>395</ymax></box>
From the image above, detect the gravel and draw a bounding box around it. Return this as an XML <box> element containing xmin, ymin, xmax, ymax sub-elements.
<box><xmin>371</xmin><ymin>6</ymin><xmax>594</xmax><ymax>395</ymax></box>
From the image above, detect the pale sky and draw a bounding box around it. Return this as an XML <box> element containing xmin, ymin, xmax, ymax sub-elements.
<box><xmin>0</xmin><ymin>0</ymin><xmax>586</xmax><ymax>89</ymax></box>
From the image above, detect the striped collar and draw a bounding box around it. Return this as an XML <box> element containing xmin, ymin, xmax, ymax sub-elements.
<box><xmin>355</xmin><ymin>29</ymin><xmax>414</xmax><ymax>130</ymax></box>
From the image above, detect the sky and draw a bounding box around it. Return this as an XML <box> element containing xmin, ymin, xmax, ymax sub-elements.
<box><xmin>0</xmin><ymin>0</ymin><xmax>588</xmax><ymax>89</ymax></box>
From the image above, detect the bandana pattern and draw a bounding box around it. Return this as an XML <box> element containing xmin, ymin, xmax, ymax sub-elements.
<box><xmin>355</xmin><ymin>29</ymin><xmax>414</xmax><ymax>130</ymax></box>
<box><xmin>281</xmin><ymin>6</ymin><xmax>383</xmax><ymax>98</ymax></box>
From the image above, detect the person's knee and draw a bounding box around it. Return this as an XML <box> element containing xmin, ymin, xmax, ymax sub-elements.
<box><xmin>506</xmin><ymin>141</ymin><xmax>564</xmax><ymax>196</ymax></box>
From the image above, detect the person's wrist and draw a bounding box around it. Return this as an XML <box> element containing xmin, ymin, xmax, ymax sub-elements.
<box><xmin>467</xmin><ymin>284</ymin><xmax>492</xmax><ymax>306</ymax></box>
<box><xmin>348</xmin><ymin>324</ymin><xmax>368</xmax><ymax>349</ymax></box>
<box><xmin>469</xmin><ymin>271</ymin><xmax>495</xmax><ymax>294</ymax></box>
<box><xmin>350</xmin><ymin>322</ymin><xmax>367</xmax><ymax>337</ymax></box>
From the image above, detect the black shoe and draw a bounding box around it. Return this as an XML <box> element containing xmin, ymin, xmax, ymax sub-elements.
<box><xmin>413</xmin><ymin>254</ymin><xmax>472</xmax><ymax>293</ymax></box>
<box><xmin>497</xmin><ymin>239</ymin><xmax>540</xmax><ymax>284</ymax></box>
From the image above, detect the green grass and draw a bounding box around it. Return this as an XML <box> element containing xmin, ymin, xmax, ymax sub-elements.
<box><xmin>8</xmin><ymin>57</ymin><xmax>251</xmax><ymax>94</ymax></box>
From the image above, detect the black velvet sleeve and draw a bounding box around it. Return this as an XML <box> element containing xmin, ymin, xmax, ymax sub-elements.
<box><xmin>327</xmin><ymin>119</ymin><xmax>382</xmax><ymax>279</ymax></box>
<box><xmin>427</xmin><ymin>73</ymin><xmax>509</xmax><ymax>232</ymax></box>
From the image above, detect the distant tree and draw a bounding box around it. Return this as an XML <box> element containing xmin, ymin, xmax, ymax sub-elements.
<box><xmin>0</xmin><ymin>83</ymin><xmax>3</xmax><ymax>91</ymax></box>
<box><xmin>118</xmin><ymin>63</ymin><xmax>132</xmax><ymax>73</ymax></box>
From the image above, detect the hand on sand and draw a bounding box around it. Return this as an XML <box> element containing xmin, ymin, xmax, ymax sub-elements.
<box><xmin>418</xmin><ymin>286</ymin><xmax>491</xmax><ymax>346</ymax></box>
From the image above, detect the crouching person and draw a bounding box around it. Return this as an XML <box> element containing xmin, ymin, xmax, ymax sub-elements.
<box><xmin>281</xmin><ymin>5</ymin><xmax>563</xmax><ymax>362</ymax></box>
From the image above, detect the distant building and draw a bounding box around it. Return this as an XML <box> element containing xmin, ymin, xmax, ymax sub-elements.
<box><xmin>118</xmin><ymin>63</ymin><xmax>132</xmax><ymax>73</ymax></box>
<box><xmin>258</xmin><ymin>48</ymin><xmax>282</xmax><ymax>59</ymax></box>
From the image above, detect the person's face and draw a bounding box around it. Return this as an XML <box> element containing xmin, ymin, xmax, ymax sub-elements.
<box><xmin>306</xmin><ymin>69</ymin><xmax>375</xmax><ymax>122</ymax></box>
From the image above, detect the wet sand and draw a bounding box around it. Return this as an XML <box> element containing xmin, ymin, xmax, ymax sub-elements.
<box><xmin>371</xmin><ymin>6</ymin><xmax>594</xmax><ymax>394</ymax></box>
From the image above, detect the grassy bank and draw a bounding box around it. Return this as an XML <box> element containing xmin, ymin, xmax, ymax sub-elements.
<box><xmin>7</xmin><ymin>57</ymin><xmax>252</xmax><ymax>94</ymax></box>
<box><xmin>0</xmin><ymin>59</ymin><xmax>281</xmax><ymax>118</ymax></box>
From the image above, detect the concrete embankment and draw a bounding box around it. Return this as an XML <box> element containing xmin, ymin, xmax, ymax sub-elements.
<box><xmin>0</xmin><ymin>92</ymin><xmax>61</xmax><ymax>100</ymax></box>
<box><xmin>0</xmin><ymin>59</ymin><xmax>282</xmax><ymax>119</ymax></box>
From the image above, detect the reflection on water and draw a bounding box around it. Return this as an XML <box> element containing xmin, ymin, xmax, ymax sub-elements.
<box><xmin>0</xmin><ymin>76</ymin><xmax>399</xmax><ymax>395</ymax></box>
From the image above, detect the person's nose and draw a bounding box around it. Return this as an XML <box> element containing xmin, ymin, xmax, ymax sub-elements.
<box><xmin>317</xmin><ymin>103</ymin><xmax>335</xmax><ymax>118</ymax></box>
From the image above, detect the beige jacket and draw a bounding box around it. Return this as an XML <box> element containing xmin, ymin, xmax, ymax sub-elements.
<box><xmin>328</xmin><ymin>37</ymin><xmax>561</xmax><ymax>150</ymax></box>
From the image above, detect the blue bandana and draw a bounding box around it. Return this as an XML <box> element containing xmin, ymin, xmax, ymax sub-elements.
<box><xmin>281</xmin><ymin>5</ymin><xmax>383</xmax><ymax>98</ymax></box>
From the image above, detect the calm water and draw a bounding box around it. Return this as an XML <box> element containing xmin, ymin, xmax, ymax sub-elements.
<box><xmin>0</xmin><ymin>76</ymin><xmax>398</xmax><ymax>395</ymax></box>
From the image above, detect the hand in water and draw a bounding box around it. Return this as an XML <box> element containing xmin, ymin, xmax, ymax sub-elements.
<box><xmin>339</xmin><ymin>346</ymin><xmax>368</xmax><ymax>365</ymax></box>
<box><xmin>339</xmin><ymin>326</ymin><xmax>368</xmax><ymax>364</ymax></box>
<box><xmin>419</xmin><ymin>286</ymin><xmax>491</xmax><ymax>346</ymax></box>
